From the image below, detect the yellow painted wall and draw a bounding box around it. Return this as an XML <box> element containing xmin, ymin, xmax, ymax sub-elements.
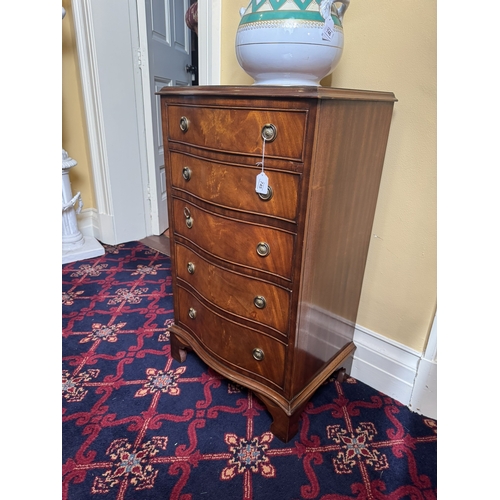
<box><xmin>62</xmin><ymin>0</ymin><xmax>95</xmax><ymax>208</ymax></box>
<box><xmin>222</xmin><ymin>1</ymin><xmax>436</xmax><ymax>352</ymax></box>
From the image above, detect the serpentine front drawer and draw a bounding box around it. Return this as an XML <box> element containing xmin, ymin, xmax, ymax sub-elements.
<box><xmin>177</xmin><ymin>286</ymin><xmax>287</xmax><ymax>389</ymax></box>
<box><xmin>174</xmin><ymin>242</ymin><xmax>291</xmax><ymax>336</ymax></box>
<box><xmin>170</xmin><ymin>151</ymin><xmax>300</xmax><ymax>222</ymax></box>
<box><xmin>171</xmin><ymin>198</ymin><xmax>295</xmax><ymax>282</ymax></box>
<box><xmin>166</xmin><ymin>104</ymin><xmax>307</xmax><ymax>161</ymax></box>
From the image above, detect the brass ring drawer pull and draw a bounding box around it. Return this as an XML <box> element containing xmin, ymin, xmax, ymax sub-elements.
<box><xmin>180</xmin><ymin>116</ymin><xmax>189</xmax><ymax>132</ymax></box>
<box><xmin>261</xmin><ymin>123</ymin><xmax>277</xmax><ymax>142</ymax></box>
<box><xmin>257</xmin><ymin>186</ymin><xmax>273</xmax><ymax>201</ymax></box>
<box><xmin>188</xmin><ymin>307</ymin><xmax>196</xmax><ymax>319</ymax></box>
<box><xmin>252</xmin><ymin>348</ymin><xmax>265</xmax><ymax>361</ymax></box>
<box><xmin>253</xmin><ymin>296</ymin><xmax>266</xmax><ymax>309</ymax></box>
<box><xmin>183</xmin><ymin>207</ymin><xmax>194</xmax><ymax>229</ymax></box>
<box><xmin>182</xmin><ymin>166</ymin><xmax>192</xmax><ymax>181</ymax></box>
<box><xmin>256</xmin><ymin>242</ymin><xmax>270</xmax><ymax>257</ymax></box>
<box><xmin>187</xmin><ymin>262</ymin><xmax>195</xmax><ymax>274</ymax></box>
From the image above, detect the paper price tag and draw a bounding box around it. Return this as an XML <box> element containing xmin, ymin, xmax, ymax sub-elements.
<box><xmin>255</xmin><ymin>172</ymin><xmax>269</xmax><ymax>194</ymax></box>
<box><xmin>322</xmin><ymin>17</ymin><xmax>335</xmax><ymax>41</ymax></box>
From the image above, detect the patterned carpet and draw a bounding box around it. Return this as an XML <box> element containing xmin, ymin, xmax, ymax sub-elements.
<box><xmin>62</xmin><ymin>241</ymin><xmax>437</xmax><ymax>499</ymax></box>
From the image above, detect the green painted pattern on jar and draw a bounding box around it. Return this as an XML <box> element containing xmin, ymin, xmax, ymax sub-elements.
<box><xmin>240</xmin><ymin>0</ymin><xmax>342</xmax><ymax>26</ymax></box>
<box><xmin>251</xmin><ymin>0</ymin><xmax>318</xmax><ymax>11</ymax></box>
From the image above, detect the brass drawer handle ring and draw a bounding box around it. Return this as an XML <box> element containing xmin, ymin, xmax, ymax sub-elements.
<box><xmin>188</xmin><ymin>307</ymin><xmax>197</xmax><ymax>319</ymax></box>
<box><xmin>257</xmin><ymin>186</ymin><xmax>273</xmax><ymax>201</ymax></box>
<box><xmin>254</xmin><ymin>296</ymin><xmax>267</xmax><ymax>309</ymax></box>
<box><xmin>252</xmin><ymin>348</ymin><xmax>265</xmax><ymax>361</ymax></box>
<box><xmin>187</xmin><ymin>262</ymin><xmax>195</xmax><ymax>274</ymax></box>
<box><xmin>261</xmin><ymin>123</ymin><xmax>277</xmax><ymax>142</ymax></box>
<box><xmin>180</xmin><ymin>116</ymin><xmax>189</xmax><ymax>132</ymax></box>
<box><xmin>182</xmin><ymin>167</ymin><xmax>192</xmax><ymax>181</ymax></box>
<box><xmin>183</xmin><ymin>207</ymin><xmax>194</xmax><ymax>229</ymax></box>
<box><xmin>256</xmin><ymin>242</ymin><xmax>270</xmax><ymax>257</ymax></box>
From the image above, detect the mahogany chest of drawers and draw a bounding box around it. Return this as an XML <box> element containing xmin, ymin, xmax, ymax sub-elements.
<box><xmin>159</xmin><ymin>86</ymin><xmax>396</xmax><ymax>442</ymax></box>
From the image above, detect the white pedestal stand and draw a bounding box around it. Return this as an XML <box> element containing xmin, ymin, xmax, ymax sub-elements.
<box><xmin>62</xmin><ymin>149</ymin><xmax>104</xmax><ymax>264</ymax></box>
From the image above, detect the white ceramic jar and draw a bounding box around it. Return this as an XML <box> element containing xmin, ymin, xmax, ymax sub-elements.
<box><xmin>236</xmin><ymin>0</ymin><xmax>350</xmax><ymax>86</ymax></box>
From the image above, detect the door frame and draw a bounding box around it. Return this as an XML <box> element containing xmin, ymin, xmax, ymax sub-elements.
<box><xmin>139</xmin><ymin>0</ymin><xmax>222</xmax><ymax>235</ymax></box>
<box><xmin>72</xmin><ymin>0</ymin><xmax>221</xmax><ymax>243</ymax></box>
<box><xmin>136</xmin><ymin>0</ymin><xmax>161</xmax><ymax>235</ymax></box>
<box><xmin>197</xmin><ymin>1</ymin><xmax>222</xmax><ymax>87</ymax></box>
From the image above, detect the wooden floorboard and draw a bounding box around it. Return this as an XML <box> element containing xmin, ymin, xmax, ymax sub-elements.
<box><xmin>139</xmin><ymin>233</ymin><xmax>170</xmax><ymax>257</ymax></box>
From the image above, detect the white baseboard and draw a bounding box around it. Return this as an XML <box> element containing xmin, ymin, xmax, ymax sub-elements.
<box><xmin>303</xmin><ymin>304</ymin><xmax>435</xmax><ymax>417</ymax></box>
<box><xmin>62</xmin><ymin>208</ymin><xmax>105</xmax><ymax>264</ymax></box>
<box><xmin>408</xmin><ymin>315</ymin><xmax>437</xmax><ymax>419</ymax></box>
<box><xmin>77</xmin><ymin>208</ymin><xmax>145</xmax><ymax>245</ymax></box>
<box><xmin>408</xmin><ymin>357</ymin><xmax>437</xmax><ymax>418</ymax></box>
<box><xmin>77</xmin><ymin>208</ymin><xmax>102</xmax><ymax>240</ymax></box>
<box><xmin>352</xmin><ymin>324</ymin><xmax>421</xmax><ymax>407</ymax></box>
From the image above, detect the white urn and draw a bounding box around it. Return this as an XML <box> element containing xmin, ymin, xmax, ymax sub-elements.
<box><xmin>236</xmin><ymin>0</ymin><xmax>350</xmax><ymax>86</ymax></box>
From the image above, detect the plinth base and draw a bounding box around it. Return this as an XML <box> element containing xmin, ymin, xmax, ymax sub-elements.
<box><xmin>62</xmin><ymin>236</ymin><xmax>105</xmax><ymax>264</ymax></box>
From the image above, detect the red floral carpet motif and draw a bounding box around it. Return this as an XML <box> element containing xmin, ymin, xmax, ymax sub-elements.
<box><xmin>62</xmin><ymin>242</ymin><xmax>437</xmax><ymax>499</ymax></box>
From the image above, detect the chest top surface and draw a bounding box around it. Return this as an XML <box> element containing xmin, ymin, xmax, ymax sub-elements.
<box><xmin>157</xmin><ymin>85</ymin><xmax>397</xmax><ymax>102</ymax></box>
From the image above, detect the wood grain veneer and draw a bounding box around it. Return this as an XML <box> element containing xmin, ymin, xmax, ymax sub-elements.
<box><xmin>159</xmin><ymin>85</ymin><xmax>396</xmax><ymax>442</ymax></box>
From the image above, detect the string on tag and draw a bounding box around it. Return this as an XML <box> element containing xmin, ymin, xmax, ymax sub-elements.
<box><xmin>257</xmin><ymin>137</ymin><xmax>266</xmax><ymax>172</ymax></box>
<box><xmin>255</xmin><ymin>137</ymin><xmax>269</xmax><ymax>195</ymax></box>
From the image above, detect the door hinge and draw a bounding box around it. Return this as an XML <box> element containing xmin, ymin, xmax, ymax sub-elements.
<box><xmin>137</xmin><ymin>48</ymin><xmax>146</xmax><ymax>69</ymax></box>
<box><xmin>146</xmin><ymin>185</ymin><xmax>153</xmax><ymax>222</ymax></box>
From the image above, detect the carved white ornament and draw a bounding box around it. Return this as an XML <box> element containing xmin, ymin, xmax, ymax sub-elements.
<box><xmin>62</xmin><ymin>149</ymin><xmax>85</xmax><ymax>251</ymax></box>
<box><xmin>62</xmin><ymin>148</ymin><xmax>77</xmax><ymax>170</ymax></box>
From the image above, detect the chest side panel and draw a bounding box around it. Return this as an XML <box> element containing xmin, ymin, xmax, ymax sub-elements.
<box><xmin>291</xmin><ymin>98</ymin><xmax>396</xmax><ymax>395</ymax></box>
